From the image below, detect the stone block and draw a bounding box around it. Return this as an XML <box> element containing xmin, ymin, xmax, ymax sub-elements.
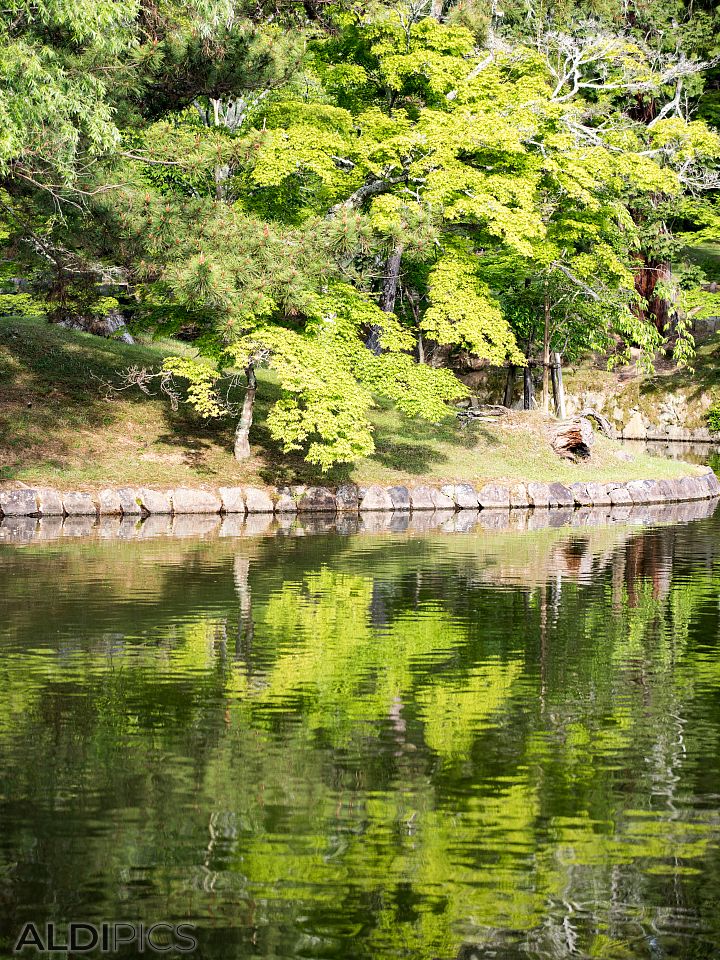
<box><xmin>63</xmin><ymin>491</ymin><xmax>98</xmax><ymax>516</ymax></box>
<box><xmin>477</xmin><ymin>483</ymin><xmax>510</xmax><ymax>509</ymax></box>
<box><xmin>360</xmin><ymin>485</ymin><xmax>393</xmax><ymax>511</ymax></box>
<box><xmin>37</xmin><ymin>488</ymin><xmax>64</xmax><ymax>516</ymax></box>
<box><xmin>609</xmin><ymin>485</ymin><xmax>632</xmax><ymax>506</ymax></box>
<box><xmin>441</xmin><ymin>483</ymin><xmax>479</xmax><ymax>510</ymax></box>
<box><xmin>548</xmin><ymin>483</ymin><xmax>574</xmax><ymax>508</ymax></box>
<box><xmin>569</xmin><ymin>482</ymin><xmax>592</xmax><ymax>507</ymax></box>
<box><xmin>387</xmin><ymin>486</ymin><xmax>411</xmax><ymax>511</ymax></box>
<box><xmin>409</xmin><ymin>486</ymin><xmax>435</xmax><ymax>511</ymax></box>
<box><xmin>657</xmin><ymin>479</ymin><xmax>676</xmax><ymax>501</ymax></box>
<box><xmin>98</xmin><ymin>488</ymin><xmax>123</xmax><ymax>515</ymax></box>
<box><xmin>116</xmin><ymin>488</ymin><xmax>142</xmax><ymax>515</ymax></box>
<box><xmin>0</xmin><ymin>488</ymin><xmax>39</xmax><ymax>517</ymax></box>
<box><xmin>243</xmin><ymin>487</ymin><xmax>274</xmax><ymax>513</ymax></box>
<box><xmin>335</xmin><ymin>484</ymin><xmax>360</xmax><ymax>512</ymax></box>
<box><xmin>526</xmin><ymin>482</ymin><xmax>551</xmax><ymax>508</ymax></box>
<box><xmin>274</xmin><ymin>487</ymin><xmax>298</xmax><ymax>513</ymax></box>
<box><xmin>171</xmin><ymin>488</ymin><xmax>222</xmax><ymax>514</ymax></box>
<box><xmin>623</xmin><ymin>411</ymin><xmax>647</xmax><ymax>440</ymax></box>
<box><xmin>626</xmin><ymin>479</ymin><xmax>653</xmax><ymax>504</ymax></box>
<box><xmin>430</xmin><ymin>487</ymin><xmax>456</xmax><ymax>510</ymax></box>
<box><xmin>298</xmin><ymin>486</ymin><xmax>337</xmax><ymax>512</ymax></box>
<box><xmin>509</xmin><ymin>483</ymin><xmax>530</xmax><ymax>508</ymax></box>
<box><xmin>585</xmin><ymin>482</ymin><xmax>613</xmax><ymax>506</ymax></box>
<box><xmin>218</xmin><ymin>487</ymin><xmax>246</xmax><ymax>514</ymax></box>
<box><xmin>137</xmin><ymin>488</ymin><xmax>172</xmax><ymax>514</ymax></box>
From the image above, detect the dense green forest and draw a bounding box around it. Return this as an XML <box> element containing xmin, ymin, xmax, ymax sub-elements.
<box><xmin>2</xmin><ymin>0</ymin><xmax>720</xmax><ymax>469</ymax></box>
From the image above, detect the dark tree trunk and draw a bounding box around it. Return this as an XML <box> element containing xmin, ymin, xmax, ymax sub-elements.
<box><xmin>503</xmin><ymin>365</ymin><xmax>515</xmax><ymax>407</ymax></box>
<box><xmin>234</xmin><ymin>364</ymin><xmax>257</xmax><ymax>461</ymax></box>
<box><xmin>367</xmin><ymin>243</ymin><xmax>404</xmax><ymax>354</ymax></box>
<box><xmin>542</xmin><ymin>286</ymin><xmax>551</xmax><ymax>413</ymax></box>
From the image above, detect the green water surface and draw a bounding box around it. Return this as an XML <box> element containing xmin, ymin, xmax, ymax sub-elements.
<box><xmin>1</xmin><ymin>512</ymin><xmax>720</xmax><ymax>959</ymax></box>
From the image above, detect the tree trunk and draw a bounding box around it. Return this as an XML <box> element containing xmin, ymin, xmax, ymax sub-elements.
<box><xmin>542</xmin><ymin>286</ymin><xmax>551</xmax><ymax>414</ymax></box>
<box><xmin>634</xmin><ymin>255</ymin><xmax>672</xmax><ymax>333</ymax></box>
<box><xmin>553</xmin><ymin>351</ymin><xmax>566</xmax><ymax>419</ymax></box>
<box><xmin>430</xmin><ymin>0</ymin><xmax>444</xmax><ymax>18</ymax></box>
<box><xmin>503</xmin><ymin>365</ymin><xmax>515</xmax><ymax>407</ymax></box>
<box><xmin>551</xmin><ymin>417</ymin><xmax>594</xmax><ymax>460</ymax></box>
<box><xmin>234</xmin><ymin>364</ymin><xmax>257</xmax><ymax>461</ymax></box>
<box><xmin>367</xmin><ymin>242</ymin><xmax>404</xmax><ymax>354</ymax></box>
<box><xmin>523</xmin><ymin>365</ymin><xmax>534</xmax><ymax>410</ymax></box>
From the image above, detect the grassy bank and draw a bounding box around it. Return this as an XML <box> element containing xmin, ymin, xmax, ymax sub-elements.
<box><xmin>0</xmin><ymin>315</ymin><xmax>698</xmax><ymax>491</ymax></box>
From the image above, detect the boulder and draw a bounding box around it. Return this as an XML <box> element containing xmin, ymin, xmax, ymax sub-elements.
<box><xmin>585</xmin><ymin>482</ymin><xmax>613</xmax><ymax>506</ymax></box>
<box><xmin>63</xmin><ymin>491</ymin><xmax>98</xmax><ymax>516</ymax></box>
<box><xmin>626</xmin><ymin>479</ymin><xmax>653</xmax><ymax>504</ymax></box>
<box><xmin>640</xmin><ymin>480</ymin><xmax>662</xmax><ymax>503</ymax></box>
<box><xmin>548</xmin><ymin>483</ymin><xmax>574</xmax><ymax>507</ymax></box>
<box><xmin>274</xmin><ymin>487</ymin><xmax>298</xmax><ymax>513</ymax></box>
<box><xmin>138</xmin><ymin>488</ymin><xmax>172</xmax><ymax>514</ymax></box>
<box><xmin>684</xmin><ymin>476</ymin><xmax>705</xmax><ymax>500</ymax></box>
<box><xmin>569</xmin><ymin>482</ymin><xmax>592</xmax><ymax>507</ymax></box>
<box><xmin>387</xmin><ymin>486</ymin><xmax>411</xmax><ymax>511</ymax></box>
<box><xmin>243</xmin><ymin>487</ymin><xmax>274</xmax><ymax>513</ymax></box>
<box><xmin>360</xmin><ymin>485</ymin><xmax>394</xmax><ymax>511</ymax></box>
<box><xmin>218</xmin><ymin>486</ymin><xmax>246</xmax><ymax>514</ymax></box>
<box><xmin>409</xmin><ymin>486</ymin><xmax>436</xmax><ymax>511</ymax></box>
<box><xmin>335</xmin><ymin>484</ymin><xmax>360</xmax><ymax>512</ymax></box>
<box><xmin>430</xmin><ymin>487</ymin><xmax>456</xmax><ymax>510</ymax></box>
<box><xmin>98</xmin><ymin>488</ymin><xmax>123</xmax><ymax>515</ymax></box>
<box><xmin>657</xmin><ymin>479</ymin><xmax>676</xmax><ymax>501</ymax></box>
<box><xmin>703</xmin><ymin>469</ymin><xmax>720</xmax><ymax>497</ymax></box>
<box><xmin>441</xmin><ymin>483</ymin><xmax>479</xmax><ymax>510</ymax></box>
<box><xmin>623</xmin><ymin>411</ymin><xmax>647</xmax><ymax>440</ymax></box>
<box><xmin>509</xmin><ymin>483</ymin><xmax>530</xmax><ymax>509</ymax></box>
<box><xmin>0</xmin><ymin>488</ymin><xmax>39</xmax><ymax>517</ymax></box>
<box><xmin>609</xmin><ymin>485</ymin><xmax>632</xmax><ymax>506</ymax></box>
<box><xmin>116</xmin><ymin>488</ymin><xmax>143</xmax><ymax>516</ymax></box>
<box><xmin>171</xmin><ymin>488</ymin><xmax>222</xmax><ymax>514</ymax></box>
<box><xmin>298</xmin><ymin>486</ymin><xmax>337</xmax><ymax>512</ymax></box>
<box><xmin>526</xmin><ymin>482</ymin><xmax>551</xmax><ymax>508</ymax></box>
<box><xmin>37</xmin><ymin>488</ymin><xmax>64</xmax><ymax>516</ymax></box>
<box><xmin>477</xmin><ymin>483</ymin><xmax>510</xmax><ymax>509</ymax></box>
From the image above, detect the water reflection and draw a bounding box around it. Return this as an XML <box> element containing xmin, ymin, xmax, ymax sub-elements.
<box><xmin>622</xmin><ymin>437</ymin><xmax>720</xmax><ymax>465</ymax></box>
<box><xmin>1</xmin><ymin>506</ymin><xmax>720</xmax><ymax>959</ymax></box>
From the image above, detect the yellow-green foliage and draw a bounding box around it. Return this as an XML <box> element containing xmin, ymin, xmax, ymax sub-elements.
<box><xmin>424</xmin><ymin>254</ymin><xmax>525</xmax><ymax>364</ymax></box>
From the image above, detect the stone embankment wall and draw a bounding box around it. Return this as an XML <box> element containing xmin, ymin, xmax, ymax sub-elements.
<box><xmin>1</xmin><ymin>471</ymin><xmax>718</xmax><ymax>521</ymax></box>
<box><xmin>0</xmin><ymin>497</ymin><xmax>717</xmax><ymax>546</ymax></box>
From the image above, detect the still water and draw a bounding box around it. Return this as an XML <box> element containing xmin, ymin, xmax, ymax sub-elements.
<box><xmin>1</xmin><ymin>506</ymin><xmax>720</xmax><ymax>960</ymax></box>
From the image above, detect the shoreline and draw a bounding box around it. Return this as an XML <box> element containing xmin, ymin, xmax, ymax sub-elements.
<box><xmin>1</xmin><ymin>497</ymin><xmax>717</xmax><ymax>545</ymax></box>
<box><xmin>1</xmin><ymin>470</ymin><xmax>718</xmax><ymax>520</ymax></box>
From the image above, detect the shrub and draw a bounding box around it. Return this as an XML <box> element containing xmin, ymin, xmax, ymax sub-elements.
<box><xmin>706</xmin><ymin>404</ymin><xmax>720</xmax><ymax>433</ymax></box>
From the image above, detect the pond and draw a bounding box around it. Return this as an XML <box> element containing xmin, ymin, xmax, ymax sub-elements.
<box><xmin>1</xmin><ymin>505</ymin><xmax>720</xmax><ymax>960</ymax></box>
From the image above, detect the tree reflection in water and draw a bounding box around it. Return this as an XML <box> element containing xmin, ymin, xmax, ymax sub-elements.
<box><xmin>0</xmin><ymin>501</ymin><xmax>719</xmax><ymax>959</ymax></box>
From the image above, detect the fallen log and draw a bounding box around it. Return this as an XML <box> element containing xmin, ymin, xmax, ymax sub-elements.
<box><xmin>579</xmin><ymin>408</ymin><xmax>616</xmax><ymax>439</ymax></box>
<box><xmin>551</xmin><ymin>416</ymin><xmax>594</xmax><ymax>460</ymax></box>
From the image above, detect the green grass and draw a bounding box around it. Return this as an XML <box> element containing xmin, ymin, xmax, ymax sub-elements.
<box><xmin>682</xmin><ymin>243</ymin><xmax>720</xmax><ymax>283</ymax></box>
<box><xmin>0</xmin><ymin>314</ymin><xmax>697</xmax><ymax>491</ymax></box>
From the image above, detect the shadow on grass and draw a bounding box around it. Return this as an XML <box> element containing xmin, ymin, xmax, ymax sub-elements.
<box><xmin>1</xmin><ymin>314</ymin><xmax>505</xmax><ymax>485</ymax></box>
<box><xmin>0</xmin><ymin>315</ymin><xmax>225</xmax><ymax>477</ymax></box>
